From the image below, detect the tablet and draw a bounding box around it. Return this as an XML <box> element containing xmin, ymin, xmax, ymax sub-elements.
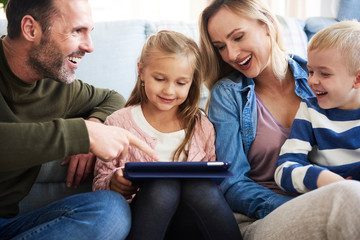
<box><xmin>124</xmin><ymin>161</ymin><xmax>232</xmax><ymax>184</ymax></box>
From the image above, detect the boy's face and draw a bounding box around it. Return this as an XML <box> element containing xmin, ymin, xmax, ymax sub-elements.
<box><xmin>307</xmin><ymin>47</ymin><xmax>360</xmax><ymax>110</ymax></box>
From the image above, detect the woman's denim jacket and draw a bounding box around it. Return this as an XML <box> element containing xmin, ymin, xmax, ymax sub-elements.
<box><xmin>208</xmin><ymin>55</ymin><xmax>314</xmax><ymax>219</ymax></box>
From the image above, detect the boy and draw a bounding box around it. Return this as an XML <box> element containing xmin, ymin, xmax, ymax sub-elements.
<box><xmin>274</xmin><ymin>20</ymin><xmax>360</xmax><ymax>194</ymax></box>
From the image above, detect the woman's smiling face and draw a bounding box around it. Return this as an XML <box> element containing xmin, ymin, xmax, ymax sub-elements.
<box><xmin>207</xmin><ymin>7</ymin><xmax>272</xmax><ymax>79</ymax></box>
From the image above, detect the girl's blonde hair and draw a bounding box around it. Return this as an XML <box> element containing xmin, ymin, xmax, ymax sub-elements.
<box><xmin>126</xmin><ymin>30</ymin><xmax>203</xmax><ymax>161</ymax></box>
<box><xmin>199</xmin><ymin>0</ymin><xmax>289</xmax><ymax>90</ymax></box>
<box><xmin>308</xmin><ymin>20</ymin><xmax>360</xmax><ymax>75</ymax></box>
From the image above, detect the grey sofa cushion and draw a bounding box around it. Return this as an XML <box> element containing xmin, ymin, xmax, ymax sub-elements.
<box><xmin>75</xmin><ymin>20</ymin><xmax>148</xmax><ymax>100</ymax></box>
<box><xmin>18</xmin><ymin>159</ymin><xmax>93</xmax><ymax>215</ymax></box>
<box><xmin>305</xmin><ymin>17</ymin><xmax>338</xmax><ymax>40</ymax></box>
<box><xmin>337</xmin><ymin>0</ymin><xmax>360</xmax><ymax>21</ymax></box>
<box><xmin>0</xmin><ymin>18</ymin><xmax>7</xmax><ymax>35</ymax></box>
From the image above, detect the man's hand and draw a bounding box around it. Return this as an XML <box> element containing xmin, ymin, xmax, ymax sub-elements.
<box><xmin>85</xmin><ymin>120</ymin><xmax>159</xmax><ymax>162</ymax></box>
<box><xmin>61</xmin><ymin>117</ymin><xmax>101</xmax><ymax>188</ymax></box>
<box><xmin>110</xmin><ymin>169</ymin><xmax>138</xmax><ymax>199</ymax></box>
<box><xmin>61</xmin><ymin>153</ymin><xmax>95</xmax><ymax>188</ymax></box>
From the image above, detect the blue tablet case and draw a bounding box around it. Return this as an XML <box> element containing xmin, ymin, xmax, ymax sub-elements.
<box><xmin>124</xmin><ymin>161</ymin><xmax>232</xmax><ymax>184</ymax></box>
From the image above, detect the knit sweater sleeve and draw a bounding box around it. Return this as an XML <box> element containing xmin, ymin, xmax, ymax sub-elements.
<box><xmin>199</xmin><ymin>114</ymin><xmax>217</xmax><ymax>162</ymax></box>
<box><xmin>93</xmin><ymin>107</ymin><xmax>133</xmax><ymax>191</ymax></box>
<box><xmin>92</xmin><ymin>106</ymin><xmax>157</xmax><ymax>191</ymax></box>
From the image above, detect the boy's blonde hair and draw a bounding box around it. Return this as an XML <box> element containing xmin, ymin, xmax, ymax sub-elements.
<box><xmin>126</xmin><ymin>30</ymin><xmax>203</xmax><ymax>161</ymax></box>
<box><xmin>199</xmin><ymin>0</ymin><xmax>289</xmax><ymax>90</ymax></box>
<box><xmin>308</xmin><ymin>20</ymin><xmax>360</xmax><ymax>75</ymax></box>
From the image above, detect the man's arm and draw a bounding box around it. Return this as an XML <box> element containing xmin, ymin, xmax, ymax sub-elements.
<box><xmin>0</xmin><ymin>118</ymin><xmax>89</xmax><ymax>171</ymax></box>
<box><xmin>0</xmin><ymin>118</ymin><xmax>159</xmax><ymax>172</ymax></box>
<box><xmin>84</xmin><ymin>120</ymin><xmax>159</xmax><ymax>162</ymax></box>
<box><xmin>60</xmin><ymin>81</ymin><xmax>125</xmax><ymax>188</ymax></box>
<box><xmin>66</xmin><ymin>80</ymin><xmax>125</xmax><ymax>121</ymax></box>
<box><xmin>61</xmin><ymin>117</ymin><xmax>101</xmax><ymax>188</ymax></box>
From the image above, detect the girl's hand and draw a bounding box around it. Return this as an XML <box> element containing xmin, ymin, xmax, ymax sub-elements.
<box><xmin>110</xmin><ymin>169</ymin><xmax>138</xmax><ymax>199</ymax></box>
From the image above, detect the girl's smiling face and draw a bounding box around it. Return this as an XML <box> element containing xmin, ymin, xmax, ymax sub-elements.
<box><xmin>139</xmin><ymin>51</ymin><xmax>194</xmax><ymax>115</ymax></box>
<box><xmin>307</xmin><ymin>47</ymin><xmax>360</xmax><ymax>110</ymax></box>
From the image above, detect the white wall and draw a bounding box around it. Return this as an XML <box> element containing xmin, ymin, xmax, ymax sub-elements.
<box><xmin>320</xmin><ymin>0</ymin><xmax>340</xmax><ymax>18</ymax></box>
<box><xmin>265</xmin><ymin>0</ymin><xmax>340</xmax><ymax>20</ymax></box>
<box><xmin>0</xmin><ymin>7</ymin><xmax>4</xmax><ymax>19</ymax></box>
<box><xmin>0</xmin><ymin>0</ymin><xmax>341</xmax><ymax>22</ymax></box>
<box><xmin>89</xmin><ymin>0</ymin><xmax>209</xmax><ymax>23</ymax></box>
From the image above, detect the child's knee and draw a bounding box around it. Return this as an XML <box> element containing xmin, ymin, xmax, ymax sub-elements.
<box><xmin>141</xmin><ymin>179</ymin><xmax>181</xmax><ymax>207</ymax></box>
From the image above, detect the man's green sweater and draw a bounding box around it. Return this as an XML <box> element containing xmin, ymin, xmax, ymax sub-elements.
<box><xmin>0</xmin><ymin>39</ymin><xmax>125</xmax><ymax>218</ymax></box>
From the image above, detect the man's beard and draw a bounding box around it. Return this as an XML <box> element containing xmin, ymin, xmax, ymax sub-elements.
<box><xmin>27</xmin><ymin>37</ymin><xmax>75</xmax><ymax>84</ymax></box>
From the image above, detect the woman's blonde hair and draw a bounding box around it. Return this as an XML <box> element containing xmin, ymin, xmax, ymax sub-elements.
<box><xmin>308</xmin><ymin>20</ymin><xmax>360</xmax><ymax>75</ymax></box>
<box><xmin>126</xmin><ymin>30</ymin><xmax>203</xmax><ymax>161</ymax></box>
<box><xmin>199</xmin><ymin>0</ymin><xmax>289</xmax><ymax>90</ymax></box>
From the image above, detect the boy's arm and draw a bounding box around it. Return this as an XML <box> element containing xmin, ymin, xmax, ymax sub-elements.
<box><xmin>317</xmin><ymin>170</ymin><xmax>344</xmax><ymax>188</ymax></box>
<box><xmin>274</xmin><ymin>101</ymin><xmax>327</xmax><ymax>194</ymax></box>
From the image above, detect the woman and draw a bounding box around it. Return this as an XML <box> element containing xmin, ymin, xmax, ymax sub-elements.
<box><xmin>199</xmin><ymin>0</ymin><xmax>360</xmax><ymax>239</ymax></box>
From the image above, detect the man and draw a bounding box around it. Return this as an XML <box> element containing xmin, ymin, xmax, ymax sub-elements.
<box><xmin>0</xmin><ymin>0</ymin><xmax>157</xmax><ymax>239</ymax></box>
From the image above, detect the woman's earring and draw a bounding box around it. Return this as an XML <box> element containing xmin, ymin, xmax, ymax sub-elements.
<box><xmin>141</xmin><ymin>81</ymin><xmax>145</xmax><ymax>87</ymax></box>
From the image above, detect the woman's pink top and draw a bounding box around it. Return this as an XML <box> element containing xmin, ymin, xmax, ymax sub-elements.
<box><xmin>247</xmin><ymin>94</ymin><xmax>295</xmax><ymax>196</ymax></box>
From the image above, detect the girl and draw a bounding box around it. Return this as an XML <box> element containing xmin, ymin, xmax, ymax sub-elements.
<box><xmin>199</xmin><ymin>0</ymin><xmax>360</xmax><ymax>239</ymax></box>
<box><xmin>93</xmin><ymin>30</ymin><xmax>241</xmax><ymax>240</ymax></box>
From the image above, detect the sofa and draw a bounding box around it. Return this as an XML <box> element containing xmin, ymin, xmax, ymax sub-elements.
<box><xmin>0</xmin><ymin>0</ymin><xmax>354</xmax><ymax>215</ymax></box>
<box><xmin>305</xmin><ymin>0</ymin><xmax>360</xmax><ymax>39</ymax></box>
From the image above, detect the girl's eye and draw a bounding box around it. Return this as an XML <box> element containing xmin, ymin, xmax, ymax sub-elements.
<box><xmin>321</xmin><ymin>73</ymin><xmax>331</xmax><ymax>77</ymax></box>
<box><xmin>308</xmin><ymin>71</ymin><xmax>314</xmax><ymax>76</ymax></box>
<box><xmin>234</xmin><ymin>35</ymin><xmax>243</xmax><ymax>41</ymax></box>
<box><xmin>155</xmin><ymin>78</ymin><xmax>164</xmax><ymax>81</ymax></box>
<box><xmin>177</xmin><ymin>82</ymin><xmax>186</xmax><ymax>86</ymax></box>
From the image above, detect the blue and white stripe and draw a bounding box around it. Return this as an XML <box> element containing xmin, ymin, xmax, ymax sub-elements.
<box><xmin>275</xmin><ymin>97</ymin><xmax>360</xmax><ymax>194</ymax></box>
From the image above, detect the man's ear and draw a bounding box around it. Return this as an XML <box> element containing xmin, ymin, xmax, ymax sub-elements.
<box><xmin>353</xmin><ymin>70</ymin><xmax>360</xmax><ymax>89</ymax></box>
<box><xmin>21</xmin><ymin>15</ymin><xmax>42</xmax><ymax>42</ymax></box>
